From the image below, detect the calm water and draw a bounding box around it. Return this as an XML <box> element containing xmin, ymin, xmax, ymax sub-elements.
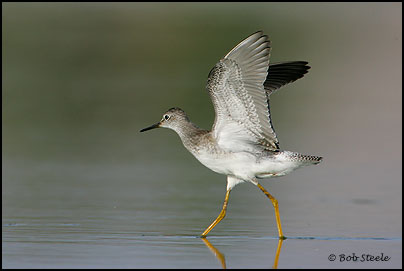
<box><xmin>2</xmin><ymin>161</ymin><xmax>402</xmax><ymax>268</ymax></box>
<box><xmin>3</xmin><ymin>159</ymin><xmax>402</xmax><ymax>268</ymax></box>
<box><xmin>3</xmin><ymin>3</ymin><xmax>402</xmax><ymax>268</ymax></box>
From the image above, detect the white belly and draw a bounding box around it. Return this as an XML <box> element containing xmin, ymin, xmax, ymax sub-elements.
<box><xmin>192</xmin><ymin>150</ymin><xmax>302</xmax><ymax>181</ymax></box>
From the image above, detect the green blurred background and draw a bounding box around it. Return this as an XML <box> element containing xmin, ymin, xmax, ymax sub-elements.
<box><xmin>2</xmin><ymin>2</ymin><xmax>402</xmax><ymax>268</ymax></box>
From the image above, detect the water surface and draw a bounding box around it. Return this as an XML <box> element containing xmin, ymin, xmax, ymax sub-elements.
<box><xmin>3</xmin><ymin>2</ymin><xmax>402</xmax><ymax>268</ymax></box>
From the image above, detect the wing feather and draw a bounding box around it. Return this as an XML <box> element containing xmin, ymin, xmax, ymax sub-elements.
<box><xmin>206</xmin><ymin>32</ymin><xmax>311</xmax><ymax>153</ymax></box>
<box><xmin>207</xmin><ymin>31</ymin><xmax>279</xmax><ymax>152</ymax></box>
<box><xmin>264</xmin><ymin>61</ymin><xmax>310</xmax><ymax>94</ymax></box>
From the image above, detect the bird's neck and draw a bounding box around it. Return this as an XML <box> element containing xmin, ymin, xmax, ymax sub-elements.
<box><xmin>172</xmin><ymin>120</ymin><xmax>209</xmax><ymax>152</ymax></box>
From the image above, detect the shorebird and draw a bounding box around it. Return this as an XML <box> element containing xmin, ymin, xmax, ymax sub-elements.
<box><xmin>140</xmin><ymin>31</ymin><xmax>322</xmax><ymax>239</ymax></box>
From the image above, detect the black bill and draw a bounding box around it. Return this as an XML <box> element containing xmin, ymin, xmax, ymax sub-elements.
<box><xmin>140</xmin><ymin>122</ymin><xmax>161</xmax><ymax>132</ymax></box>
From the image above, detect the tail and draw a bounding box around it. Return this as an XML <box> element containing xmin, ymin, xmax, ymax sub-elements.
<box><xmin>282</xmin><ymin>151</ymin><xmax>323</xmax><ymax>165</ymax></box>
<box><xmin>297</xmin><ymin>154</ymin><xmax>323</xmax><ymax>165</ymax></box>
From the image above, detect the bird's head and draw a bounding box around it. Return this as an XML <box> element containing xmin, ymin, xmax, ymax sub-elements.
<box><xmin>140</xmin><ymin>107</ymin><xmax>189</xmax><ymax>133</ymax></box>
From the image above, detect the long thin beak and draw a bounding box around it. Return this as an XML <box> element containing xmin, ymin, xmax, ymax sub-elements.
<box><xmin>140</xmin><ymin>122</ymin><xmax>161</xmax><ymax>132</ymax></box>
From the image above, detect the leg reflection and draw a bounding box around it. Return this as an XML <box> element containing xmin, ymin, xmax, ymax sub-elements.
<box><xmin>201</xmin><ymin>238</ymin><xmax>226</xmax><ymax>269</ymax></box>
<box><xmin>201</xmin><ymin>237</ymin><xmax>284</xmax><ymax>269</ymax></box>
<box><xmin>272</xmin><ymin>238</ymin><xmax>284</xmax><ymax>269</ymax></box>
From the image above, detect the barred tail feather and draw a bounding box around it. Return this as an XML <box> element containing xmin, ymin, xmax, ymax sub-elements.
<box><xmin>296</xmin><ymin>154</ymin><xmax>323</xmax><ymax>165</ymax></box>
<box><xmin>282</xmin><ymin>151</ymin><xmax>323</xmax><ymax>165</ymax></box>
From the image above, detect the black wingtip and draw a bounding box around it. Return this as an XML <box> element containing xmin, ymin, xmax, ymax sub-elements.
<box><xmin>264</xmin><ymin>61</ymin><xmax>311</xmax><ymax>93</ymax></box>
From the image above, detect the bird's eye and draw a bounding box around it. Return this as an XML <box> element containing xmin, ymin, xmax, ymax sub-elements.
<box><xmin>164</xmin><ymin>114</ymin><xmax>170</xmax><ymax>120</ymax></box>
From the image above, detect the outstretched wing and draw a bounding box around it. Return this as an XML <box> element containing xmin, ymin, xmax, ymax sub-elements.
<box><xmin>207</xmin><ymin>31</ymin><xmax>279</xmax><ymax>152</ymax></box>
<box><xmin>265</xmin><ymin>61</ymin><xmax>310</xmax><ymax>94</ymax></box>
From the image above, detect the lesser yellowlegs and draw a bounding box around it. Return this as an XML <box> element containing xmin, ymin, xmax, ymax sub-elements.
<box><xmin>140</xmin><ymin>31</ymin><xmax>322</xmax><ymax>239</ymax></box>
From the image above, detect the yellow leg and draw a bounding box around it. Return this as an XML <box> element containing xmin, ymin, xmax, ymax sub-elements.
<box><xmin>256</xmin><ymin>183</ymin><xmax>285</xmax><ymax>239</ymax></box>
<box><xmin>201</xmin><ymin>189</ymin><xmax>231</xmax><ymax>238</ymax></box>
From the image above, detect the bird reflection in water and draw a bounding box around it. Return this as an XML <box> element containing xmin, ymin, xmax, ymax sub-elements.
<box><xmin>201</xmin><ymin>238</ymin><xmax>227</xmax><ymax>269</ymax></box>
<box><xmin>201</xmin><ymin>238</ymin><xmax>284</xmax><ymax>269</ymax></box>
